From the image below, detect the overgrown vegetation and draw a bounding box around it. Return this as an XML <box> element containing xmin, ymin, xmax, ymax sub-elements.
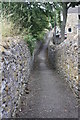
<box><xmin>24</xmin><ymin>33</ymin><xmax>36</xmax><ymax>55</ymax></box>
<box><xmin>1</xmin><ymin>2</ymin><xmax>51</xmax><ymax>54</ymax></box>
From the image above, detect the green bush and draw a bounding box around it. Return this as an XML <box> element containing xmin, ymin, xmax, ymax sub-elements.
<box><xmin>24</xmin><ymin>33</ymin><xmax>36</xmax><ymax>55</ymax></box>
<box><xmin>35</xmin><ymin>31</ymin><xmax>46</xmax><ymax>42</ymax></box>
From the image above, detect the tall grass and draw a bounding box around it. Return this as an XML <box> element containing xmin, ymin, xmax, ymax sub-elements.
<box><xmin>1</xmin><ymin>17</ymin><xmax>21</xmax><ymax>38</ymax></box>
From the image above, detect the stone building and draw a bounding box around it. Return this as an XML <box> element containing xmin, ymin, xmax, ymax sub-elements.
<box><xmin>65</xmin><ymin>6</ymin><xmax>80</xmax><ymax>39</ymax></box>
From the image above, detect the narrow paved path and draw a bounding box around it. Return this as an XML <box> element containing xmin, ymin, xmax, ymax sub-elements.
<box><xmin>16</xmin><ymin>31</ymin><xmax>78</xmax><ymax>118</ymax></box>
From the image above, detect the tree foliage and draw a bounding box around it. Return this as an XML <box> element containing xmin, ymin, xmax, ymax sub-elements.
<box><xmin>2</xmin><ymin>2</ymin><xmax>49</xmax><ymax>39</ymax></box>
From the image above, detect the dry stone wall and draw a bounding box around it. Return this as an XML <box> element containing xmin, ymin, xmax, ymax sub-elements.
<box><xmin>48</xmin><ymin>35</ymin><xmax>79</xmax><ymax>96</ymax></box>
<box><xmin>0</xmin><ymin>36</ymin><xmax>33</xmax><ymax>118</ymax></box>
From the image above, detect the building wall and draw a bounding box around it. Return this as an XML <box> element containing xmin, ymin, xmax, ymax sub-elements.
<box><xmin>65</xmin><ymin>13</ymin><xmax>78</xmax><ymax>39</ymax></box>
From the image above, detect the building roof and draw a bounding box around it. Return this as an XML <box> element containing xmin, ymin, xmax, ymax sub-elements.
<box><xmin>68</xmin><ymin>6</ymin><xmax>78</xmax><ymax>13</ymax></box>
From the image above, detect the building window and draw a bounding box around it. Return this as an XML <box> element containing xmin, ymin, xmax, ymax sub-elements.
<box><xmin>68</xmin><ymin>28</ymin><xmax>72</xmax><ymax>32</ymax></box>
<box><xmin>78</xmin><ymin>15</ymin><xmax>80</xmax><ymax>20</ymax></box>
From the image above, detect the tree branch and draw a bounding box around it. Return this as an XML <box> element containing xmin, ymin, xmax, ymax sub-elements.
<box><xmin>67</xmin><ymin>3</ymin><xmax>72</xmax><ymax>9</ymax></box>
